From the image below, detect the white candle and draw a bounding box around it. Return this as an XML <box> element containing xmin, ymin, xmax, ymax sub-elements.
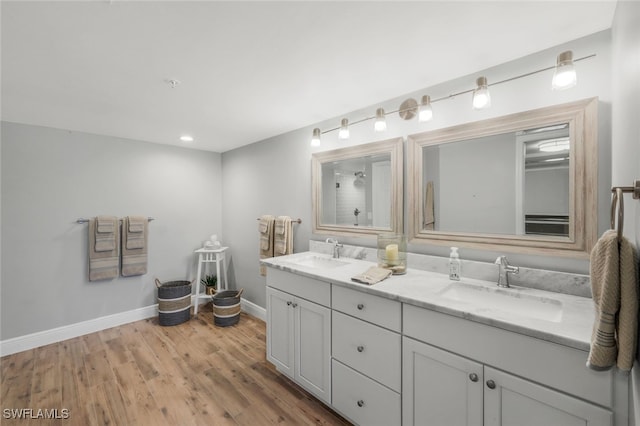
<box><xmin>386</xmin><ymin>244</ymin><xmax>399</xmax><ymax>263</ymax></box>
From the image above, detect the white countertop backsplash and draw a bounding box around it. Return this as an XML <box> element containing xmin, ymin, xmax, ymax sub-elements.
<box><xmin>262</xmin><ymin>241</ymin><xmax>595</xmax><ymax>352</ymax></box>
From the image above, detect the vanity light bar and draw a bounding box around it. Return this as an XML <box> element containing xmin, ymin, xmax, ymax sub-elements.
<box><xmin>310</xmin><ymin>53</ymin><xmax>595</xmax><ymax>146</ymax></box>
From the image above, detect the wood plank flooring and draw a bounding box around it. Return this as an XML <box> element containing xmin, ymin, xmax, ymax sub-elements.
<box><xmin>0</xmin><ymin>305</ymin><xmax>350</xmax><ymax>426</ymax></box>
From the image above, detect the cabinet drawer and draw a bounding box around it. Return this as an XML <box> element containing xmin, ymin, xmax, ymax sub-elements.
<box><xmin>332</xmin><ymin>285</ymin><xmax>401</xmax><ymax>332</ymax></box>
<box><xmin>332</xmin><ymin>360</ymin><xmax>401</xmax><ymax>426</ymax></box>
<box><xmin>332</xmin><ymin>311</ymin><xmax>401</xmax><ymax>392</ymax></box>
<box><xmin>404</xmin><ymin>304</ymin><xmax>613</xmax><ymax>407</ymax></box>
<box><xmin>266</xmin><ymin>268</ymin><xmax>330</xmax><ymax>307</ymax></box>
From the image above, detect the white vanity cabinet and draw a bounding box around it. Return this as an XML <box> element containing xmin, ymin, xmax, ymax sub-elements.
<box><xmin>403</xmin><ymin>337</ymin><xmax>612</xmax><ymax>426</ymax></box>
<box><xmin>265</xmin><ymin>269</ymin><xmax>331</xmax><ymax>404</ymax></box>
<box><xmin>403</xmin><ymin>305</ymin><xmax>620</xmax><ymax>426</ymax></box>
<box><xmin>331</xmin><ymin>285</ymin><xmax>402</xmax><ymax>426</ymax></box>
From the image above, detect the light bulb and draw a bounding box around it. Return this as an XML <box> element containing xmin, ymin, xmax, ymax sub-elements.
<box><xmin>338</xmin><ymin>118</ymin><xmax>350</xmax><ymax>139</ymax></box>
<box><xmin>552</xmin><ymin>51</ymin><xmax>577</xmax><ymax>90</ymax></box>
<box><xmin>311</xmin><ymin>128</ymin><xmax>321</xmax><ymax>147</ymax></box>
<box><xmin>472</xmin><ymin>77</ymin><xmax>491</xmax><ymax>110</ymax></box>
<box><xmin>418</xmin><ymin>95</ymin><xmax>433</xmax><ymax>122</ymax></box>
<box><xmin>374</xmin><ymin>108</ymin><xmax>387</xmax><ymax>132</ymax></box>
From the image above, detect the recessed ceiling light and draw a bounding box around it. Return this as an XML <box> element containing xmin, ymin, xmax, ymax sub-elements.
<box><xmin>180</xmin><ymin>135</ymin><xmax>194</xmax><ymax>143</ymax></box>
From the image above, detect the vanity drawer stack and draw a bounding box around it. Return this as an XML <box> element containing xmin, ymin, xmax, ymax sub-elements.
<box><xmin>330</xmin><ymin>285</ymin><xmax>402</xmax><ymax>425</ymax></box>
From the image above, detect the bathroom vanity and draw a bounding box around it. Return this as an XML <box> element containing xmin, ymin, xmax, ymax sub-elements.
<box><xmin>262</xmin><ymin>250</ymin><xmax>629</xmax><ymax>426</ymax></box>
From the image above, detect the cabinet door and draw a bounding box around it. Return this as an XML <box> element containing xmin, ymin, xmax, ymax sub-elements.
<box><xmin>403</xmin><ymin>337</ymin><xmax>483</xmax><ymax>426</ymax></box>
<box><xmin>294</xmin><ymin>297</ymin><xmax>332</xmax><ymax>404</ymax></box>
<box><xmin>484</xmin><ymin>367</ymin><xmax>612</xmax><ymax>426</ymax></box>
<box><xmin>266</xmin><ymin>287</ymin><xmax>294</xmax><ymax>379</ymax></box>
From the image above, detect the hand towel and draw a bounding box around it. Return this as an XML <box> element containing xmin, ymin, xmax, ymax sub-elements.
<box><xmin>126</xmin><ymin>216</ymin><xmax>146</xmax><ymax>249</ymax></box>
<box><xmin>424</xmin><ymin>180</ymin><xmax>435</xmax><ymax>230</ymax></box>
<box><xmin>274</xmin><ymin>216</ymin><xmax>293</xmax><ymax>256</ymax></box>
<box><xmin>94</xmin><ymin>215</ymin><xmax>117</xmax><ymax>252</ymax></box>
<box><xmin>587</xmin><ymin>229</ymin><xmax>639</xmax><ymax>372</ymax></box>
<box><xmin>259</xmin><ymin>215</ymin><xmax>275</xmax><ymax>276</ymax></box>
<box><xmin>351</xmin><ymin>266</ymin><xmax>393</xmax><ymax>285</ymax></box>
<box><xmin>88</xmin><ymin>216</ymin><xmax>119</xmax><ymax>281</ymax></box>
<box><xmin>121</xmin><ymin>216</ymin><xmax>148</xmax><ymax>277</ymax></box>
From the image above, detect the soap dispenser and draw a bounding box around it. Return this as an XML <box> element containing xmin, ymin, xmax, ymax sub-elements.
<box><xmin>449</xmin><ymin>247</ymin><xmax>461</xmax><ymax>281</ymax></box>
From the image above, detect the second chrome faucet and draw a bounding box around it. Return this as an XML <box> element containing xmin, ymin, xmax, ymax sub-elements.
<box><xmin>494</xmin><ymin>256</ymin><xmax>519</xmax><ymax>288</ymax></box>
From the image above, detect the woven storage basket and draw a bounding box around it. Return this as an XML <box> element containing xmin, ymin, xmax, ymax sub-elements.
<box><xmin>212</xmin><ymin>289</ymin><xmax>243</xmax><ymax>327</ymax></box>
<box><xmin>155</xmin><ymin>278</ymin><xmax>192</xmax><ymax>326</ymax></box>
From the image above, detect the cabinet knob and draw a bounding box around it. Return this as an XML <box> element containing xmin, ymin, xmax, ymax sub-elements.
<box><xmin>357</xmin><ymin>345</ymin><xmax>364</xmax><ymax>353</ymax></box>
<box><xmin>357</xmin><ymin>303</ymin><xmax>364</xmax><ymax>310</ymax></box>
<box><xmin>469</xmin><ymin>373</ymin><xmax>478</xmax><ymax>382</ymax></box>
<box><xmin>486</xmin><ymin>380</ymin><xmax>496</xmax><ymax>390</ymax></box>
<box><xmin>357</xmin><ymin>400</ymin><xmax>365</xmax><ymax>408</ymax></box>
<box><xmin>292</xmin><ymin>303</ymin><xmax>298</xmax><ymax>308</ymax></box>
<box><xmin>286</xmin><ymin>301</ymin><xmax>292</xmax><ymax>306</ymax></box>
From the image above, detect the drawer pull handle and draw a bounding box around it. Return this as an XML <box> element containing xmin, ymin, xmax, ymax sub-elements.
<box><xmin>286</xmin><ymin>301</ymin><xmax>292</xmax><ymax>306</ymax></box>
<box><xmin>292</xmin><ymin>303</ymin><xmax>298</xmax><ymax>308</ymax></box>
<box><xmin>469</xmin><ymin>373</ymin><xmax>478</xmax><ymax>382</ymax></box>
<box><xmin>357</xmin><ymin>400</ymin><xmax>365</xmax><ymax>408</ymax></box>
<box><xmin>357</xmin><ymin>345</ymin><xmax>364</xmax><ymax>353</ymax></box>
<box><xmin>357</xmin><ymin>303</ymin><xmax>364</xmax><ymax>310</ymax></box>
<box><xmin>486</xmin><ymin>380</ymin><xmax>496</xmax><ymax>390</ymax></box>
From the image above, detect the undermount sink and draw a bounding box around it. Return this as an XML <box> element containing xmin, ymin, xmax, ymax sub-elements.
<box><xmin>438</xmin><ymin>282</ymin><xmax>563</xmax><ymax>323</ymax></box>
<box><xmin>288</xmin><ymin>254</ymin><xmax>350</xmax><ymax>269</ymax></box>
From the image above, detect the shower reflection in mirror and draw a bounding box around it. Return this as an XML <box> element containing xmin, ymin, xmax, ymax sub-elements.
<box><xmin>321</xmin><ymin>155</ymin><xmax>391</xmax><ymax>228</ymax></box>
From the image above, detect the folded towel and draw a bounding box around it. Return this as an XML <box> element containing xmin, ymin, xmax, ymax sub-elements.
<box><xmin>88</xmin><ymin>216</ymin><xmax>119</xmax><ymax>281</ymax></box>
<box><xmin>274</xmin><ymin>216</ymin><xmax>293</xmax><ymax>256</ymax></box>
<box><xmin>587</xmin><ymin>230</ymin><xmax>639</xmax><ymax>372</ymax></box>
<box><xmin>121</xmin><ymin>216</ymin><xmax>148</xmax><ymax>277</ymax></box>
<box><xmin>128</xmin><ymin>216</ymin><xmax>145</xmax><ymax>233</ymax></box>
<box><xmin>94</xmin><ymin>215</ymin><xmax>117</xmax><ymax>252</ymax></box>
<box><xmin>96</xmin><ymin>216</ymin><xmax>115</xmax><ymax>234</ymax></box>
<box><xmin>259</xmin><ymin>215</ymin><xmax>274</xmax><ymax>251</ymax></box>
<box><xmin>351</xmin><ymin>266</ymin><xmax>393</xmax><ymax>285</ymax></box>
<box><xmin>259</xmin><ymin>215</ymin><xmax>275</xmax><ymax>276</ymax></box>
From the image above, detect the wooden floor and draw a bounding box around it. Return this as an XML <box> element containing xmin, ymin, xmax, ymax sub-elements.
<box><xmin>1</xmin><ymin>305</ymin><xmax>350</xmax><ymax>426</ymax></box>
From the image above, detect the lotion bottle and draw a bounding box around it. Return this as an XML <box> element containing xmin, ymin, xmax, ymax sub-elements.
<box><xmin>449</xmin><ymin>247</ymin><xmax>461</xmax><ymax>281</ymax></box>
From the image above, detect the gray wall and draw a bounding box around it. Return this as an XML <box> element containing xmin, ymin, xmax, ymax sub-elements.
<box><xmin>222</xmin><ymin>30</ymin><xmax>612</xmax><ymax>310</ymax></box>
<box><xmin>1</xmin><ymin>122</ymin><xmax>222</xmax><ymax>340</ymax></box>
<box><xmin>611</xmin><ymin>1</ymin><xmax>640</xmax><ymax>423</ymax></box>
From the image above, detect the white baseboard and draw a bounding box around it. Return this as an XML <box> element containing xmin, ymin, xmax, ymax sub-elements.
<box><xmin>0</xmin><ymin>304</ymin><xmax>158</xmax><ymax>357</ymax></box>
<box><xmin>241</xmin><ymin>297</ymin><xmax>267</xmax><ymax>321</ymax></box>
<box><xmin>0</xmin><ymin>296</ymin><xmax>266</xmax><ymax>356</ymax></box>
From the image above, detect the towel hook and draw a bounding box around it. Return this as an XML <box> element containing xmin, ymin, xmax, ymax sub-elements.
<box><xmin>610</xmin><ymin>187</ymin><xmax>624</xmax><ymax>241</ymax></box>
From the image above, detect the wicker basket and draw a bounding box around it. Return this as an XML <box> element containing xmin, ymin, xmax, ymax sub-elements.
<box><xmin>155</xmin><ymin>278</ymin><xmax>192</xmax><ymax>326</ymax></box>
<box><xmin>212</xmin><ymin>289</ymin><xmax>243</xmax><ymax>327</ymax></box>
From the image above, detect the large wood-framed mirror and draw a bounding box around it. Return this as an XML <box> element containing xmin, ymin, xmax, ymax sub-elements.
<box><xmin>407</xmin><ymin>97</ymin><xmax>598</xmax><ymax>258</ymax></box>
<box><xmin>312</xmin><ymin>138</ymin><xmax>404</xmax><ymax>237</ymax></box>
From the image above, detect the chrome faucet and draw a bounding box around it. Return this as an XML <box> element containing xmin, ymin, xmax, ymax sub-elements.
<box><xmin>494</xmin><ymin>256</ymin><xmax>519</xmax><ymax>288</ymax></box>
<box><xmin>325</xmin><ymin>238</ymin><xmax>343</xmax><ymax>258</ymax></box>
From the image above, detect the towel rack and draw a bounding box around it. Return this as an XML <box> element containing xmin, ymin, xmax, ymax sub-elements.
<box><xmin>76</xmin><ymin>217</ymin><xmax>155</xmax><ymax>224</ymax></box>
<box><xmin>610</xmin><ymin>179</ymin><xmax>639</xmax><ymax>241</ymax></box>
<box><xmin>256</xmin><ymin>217</ymin><xmax>302</xmax><ymax>224</ymax></box>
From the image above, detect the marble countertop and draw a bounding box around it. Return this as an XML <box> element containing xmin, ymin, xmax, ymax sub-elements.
<box><xmin>261</xmin><ymin>251</ymin><xmax>595</xmax><ymax>352</ymax></box>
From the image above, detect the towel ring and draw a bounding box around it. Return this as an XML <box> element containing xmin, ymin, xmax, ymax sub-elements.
<box><xmin>610</xmin><ymin>187</ymin><xmax>624</xmax><ymax>241</ymax></box>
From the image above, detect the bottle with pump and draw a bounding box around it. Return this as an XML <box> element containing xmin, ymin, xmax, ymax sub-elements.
<box><xmin>449</xmin><ymin>247</ymin><xmax>461</xmax><ymax>281</ymax></box>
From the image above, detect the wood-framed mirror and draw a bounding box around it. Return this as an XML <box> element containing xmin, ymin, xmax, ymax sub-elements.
<box><xmin>407</xmin><ymin>97</ymin><xmax>598</xmax><ymax>258</ymax></box>
<box><xmin>312</xmin><ymin>137</ymin><xmax>404</xmax><ymax>237</ymax></box>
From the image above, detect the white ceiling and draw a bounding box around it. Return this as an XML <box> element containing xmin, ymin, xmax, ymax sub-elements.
<box><xmin>1</xmin><ymin>1</ymin><xmax>617</xmax><ymax>153</ymax></box>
